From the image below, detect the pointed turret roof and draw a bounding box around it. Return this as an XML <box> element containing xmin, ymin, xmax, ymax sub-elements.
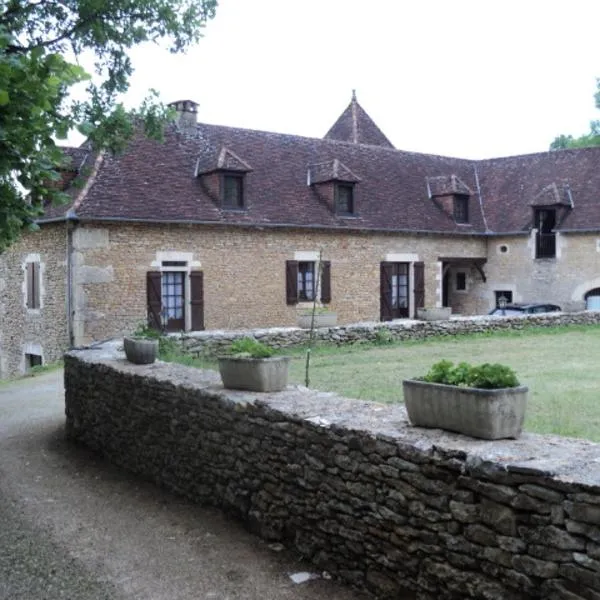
<box><xmin>324</xmin><ymin>91</ymin><xmax>395</xmax><ymax>148</ymax></box>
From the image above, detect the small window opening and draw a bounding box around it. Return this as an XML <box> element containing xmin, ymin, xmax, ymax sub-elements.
<box><xmin>25</xmin><ymin>353</ymin><xmax>43</xmax><ymax>369</ymax></box>
<box><xmin>161</xmin><ymin>261</ymin><xmax>187</xmax><ymax>267</ymax></box>
<box><xmin>495</xmin><ymin>291</ymin><xmax>513</xmax><ymax>307</ymax></box>
<box><xmin>456</xmin><ymin>272</ymin><xmax>467</xmax><ymax>291</ymax></box>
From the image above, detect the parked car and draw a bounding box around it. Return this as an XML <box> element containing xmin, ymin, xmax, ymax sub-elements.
<box><xmin>488</xmin><ymin>303</ymin><xmax>562</xmax><ymax>316</ymax></box>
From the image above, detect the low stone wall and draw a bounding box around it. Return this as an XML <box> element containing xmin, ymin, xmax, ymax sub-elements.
<box><xmin>65</xmin><ymin>343</ymin><xmax>600</xmax><ymax>600</ymax></box>
<box><xmin>179</xmin><ymin>311</ymin><xmax>600</xmax><ymax>356</ymax></box>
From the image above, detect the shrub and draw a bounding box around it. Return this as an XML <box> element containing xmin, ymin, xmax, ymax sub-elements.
<box><xmin>421</xmin><ymin>360</ymin><xmax>519</xmax><ymax>389</ymax></box>
<box><xmin>228</xmin><ymin>337</ymin><xmax>275</xmax><ymax>358</ymax></box>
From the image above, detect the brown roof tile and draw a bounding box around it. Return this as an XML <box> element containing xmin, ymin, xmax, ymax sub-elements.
<box><xmin>40</xmin><ymin>111</ymin><xmax>600</xmax><ymax>237</ymax></box>
<box><xmin>324</xmin><ymin>92</ymin><xmax>395</xmax><ymax>149</ymax></box>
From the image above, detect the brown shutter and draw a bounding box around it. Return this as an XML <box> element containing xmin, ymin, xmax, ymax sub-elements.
<box><xmin>33</xmin><ymin>262</ymin><xmax>40</xmax><ymax>308</ymax></box>
<box><xmin>190</xmin><ymin>270</ymin><xmax>204</xmax><ymax>331</ymax></box>
<box><xmin>286</xmin><ymin>260</ymin><xmax>298</xmax><ymax>305</ymax></box>
<box><xmin>26</xmin><ymin>263</ymin><xmax>34</xmax><ymax>308</ymax></box>
<box><xmin>320</xmin><ymin>261</ymin><xmax>331</xmax><ymax>304</ymax></box>
<box><xmin>380</xmin><ymin>262</ymin><xmax>393</xmax><ymax>321</ymax></box>
<box><xmin>413</xmin><ymin>261</ymin><xmax>425</xmax><ymax>310</ymax></box>
<box><xmin>146</xmin><ymin>271</ymin><xmax>162</xmax><ymax>330</ymax></box>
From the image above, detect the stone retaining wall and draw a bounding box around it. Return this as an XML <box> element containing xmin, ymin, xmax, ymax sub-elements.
<box><xmin>179</xmin><ymin>311</ymin><xmax>600</xmax><ymax>356</ymax></box>
<box><xmin>65</xmin><ymin>343</ymin><xmax>600</xmax><ymax>600</ymax></box>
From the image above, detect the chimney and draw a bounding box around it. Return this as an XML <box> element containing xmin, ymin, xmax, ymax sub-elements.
<box><xmin>168</xmin><ymin>99</ymin><xmax>199</xmax><ymax>130</ymax></box>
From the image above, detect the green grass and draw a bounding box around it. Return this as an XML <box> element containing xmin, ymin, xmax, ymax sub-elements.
<box><xmin>165</xmin><ymin>325</ymin><xmax>600</xmax><ymax>442</ymax></box>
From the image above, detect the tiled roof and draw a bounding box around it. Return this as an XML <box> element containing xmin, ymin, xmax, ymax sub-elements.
<box><xmin>41</xmin><ymin>107</ymin><xmax>600</xmax><ymax>235</ymax></box>
<box><xmin>476</xmin><ymin>147</ymin><xmax>600</xmax><ymax>233</ymax></box>
<box><xmin>324</xmin><ymin>92</ymin><xmax>395</xmax><ymax>149</ymax></box>
<box><xmin>308</xmin><ymin>159</ymin><xmax>361</xmax><ymax>184</ymax></box>
<box><xmin>196</xmin><ymin>146</ymin><xmax>252</xmax><ymax>175</ymax></box>
<box><xmin>426</xmin><ymin>175</ymin><xmax>472</xmax><ymax>197</ymax></box>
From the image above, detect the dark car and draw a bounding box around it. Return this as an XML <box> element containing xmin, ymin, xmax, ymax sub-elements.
<box><xmin>488</xmin><ymin>303</ymin><xmax>562</xmax><ymax>316</ymax></box>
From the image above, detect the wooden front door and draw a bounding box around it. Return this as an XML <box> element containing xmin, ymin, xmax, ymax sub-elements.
<box><xmin>380</xmin><ymin>262</ymin><xmax>410</xmax><ymax>321</ymax></box>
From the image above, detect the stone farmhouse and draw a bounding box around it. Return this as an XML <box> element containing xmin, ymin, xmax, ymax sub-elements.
<box><xmin>2</xmin><ymin>93</ymin><xmax>600</xmax><ymax>377</ymax></box>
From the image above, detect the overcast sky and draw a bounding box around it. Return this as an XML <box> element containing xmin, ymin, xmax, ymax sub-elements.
<box><xmin>119</xmin><ymin>0</ymin><xmax>600</xmax><ymax>159</ymax></box>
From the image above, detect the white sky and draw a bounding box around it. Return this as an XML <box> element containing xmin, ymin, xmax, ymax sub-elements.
<box><xmin>118</xmin><ymin>0</ymin><xmax>600</xmax><ymax>159</ymax></box>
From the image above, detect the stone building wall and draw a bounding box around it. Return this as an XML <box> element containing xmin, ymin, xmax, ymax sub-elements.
<box><xmin>482</xmin><ymin>233</ymin><xmax>600</xmax><ymax>311</ymax></box>
<box><xmin>66</xmin><ymin>345</ymin><xmax>600</xmax><ymax>600</ymax></box>
<box><xmin>0</xmin><ymin>224</ymin><xmax>68</xmax><ymax>377</ymax></box>
<box><xmin>71</xmin><ymin>222</ymin><xmax>487</xmax><ymax>345</ymax></box>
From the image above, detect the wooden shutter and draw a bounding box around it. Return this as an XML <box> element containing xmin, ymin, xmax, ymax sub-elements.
<box><xmin>190</xmin><ymin>270</ymin><xmax>204</xmax><ymax>331</ymax></box>
<box><xmin>146</xmin><ymin>271</ymin><xmax>162</xmax><ymax>330</ymax></box>
<box><xmin>26</xmin><ymin>263</ymin><xmax>34</xmax><ymax>308</ymax></box>
<box><xmin>380</xmin><ymin>262</ymin><xmax>393</xmax><ymax>321</ymax></box>
<box><xmin>26</xmin><ymin>262</ymin><xmax>40</xmax><ymax>309</ymax></box>
<box><xmin>320</xmin><ymin>261</ymin><xmax>331</xmax><ymax>304</ymax></box>
<box><xmin>413</xmin><ymin>261</ymin><xmax>425</xmax><ymax>310</ymax></box>
<box><xmin>286</xmin><ymin>261</ymin><xmax>298</xmax><ymax>305</ymax></box>
<box><xmin>33</xmin><ymin>262</ymin><xmax>40</xmax><ymax>308</ymax></box>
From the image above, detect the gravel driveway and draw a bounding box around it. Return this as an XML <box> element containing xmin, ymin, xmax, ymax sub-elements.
<box><xmin>0</xmin><ymin>370</ymin><xmax>370</xmax><ymax>600</ymax></box>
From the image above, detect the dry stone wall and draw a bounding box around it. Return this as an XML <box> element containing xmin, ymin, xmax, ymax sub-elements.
<box><xmin>66</xmin><ymin>343</ymin><xmax>600</xmax><ymax>599</ymax></box>
<box><xmin>179</xmin><ymin>311</ymin><xmax>600</xmax><ymax>357</ymax></box>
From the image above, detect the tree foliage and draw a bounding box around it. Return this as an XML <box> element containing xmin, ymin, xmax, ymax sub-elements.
<box><xmin>550</xmin><ymin>79</ymin><xmax>600</xmax><ymax>150</ymax></box>
<box><xmin>0</xmin><ymin>0</ymin><xmax>217</xmax><ymax>252</ymax></box>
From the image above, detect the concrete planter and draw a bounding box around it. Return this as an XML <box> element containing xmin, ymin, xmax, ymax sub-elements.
<box><xmin>123</xmin><ymin>337</ymin><xmax>159</xmax><ymax>365</ymax></box>
<box><xmin>218</xmin><ymin>356</ymin><xmax>291</xmax><ymax>392</ymax></box>
<box><xmin>297</xmin><ymin>312</ymin><xmax>338</xmax><ymax>329</ymax></box>
<box><xmin>416</xmin><ymin>307</ymin><xmax>452</xmax><ymax>321</ymax></box>
<box><xmin>402</xmin><ymin>379</ymin><xmax>528</xmax><ymax>439</ymax></box>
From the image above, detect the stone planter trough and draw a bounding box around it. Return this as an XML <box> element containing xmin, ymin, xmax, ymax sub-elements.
<box><xmin>218</xmin><ymin>356</ymin><xmax>291</xmax><ymax>392</ymax></box>
<box><xmin>297</xmin><ymin>312</ymin><xmax>338</xmax><ymax>329</ymax></box>
<box><xmin>123</xmin><ymin>336</ymin><xmax>159</xmax><ymax>365</ymax></box>
<box><xmin>416</xmin><ymin>307</ymin><xmax>452</xmax><ymax>321</ymax></box>
<box><xmin>402</xmin><ymin>379</ymin><xmax>528</xmax><ymax>440</ymax></box>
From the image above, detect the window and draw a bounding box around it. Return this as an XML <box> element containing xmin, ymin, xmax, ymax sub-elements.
<box><xmin>161</xmin><ymin>271</ymin><xmax>185</xmax><ymax>331</ymax></box>
<box><xmin>25</xmin><ymin>353</ymin><xmax>42</xmax><ymax>369</ymax></box>
<box><xmin>535</xmin><ymin>208</ymin><xmax>556</xmax><ymax>258</ymax></box>
<box><xmin>298</xmin><ymin>262</ymin><xmax>315</xmax><ymax>301</ymax></box>
<box><xmin>456</xmin><ymin>272</ymin><xmax>467</xmax><ymax>291</ymax></box>
<box><xmin>26</xmin><ymin>261</ymin><xmax>41</xmax><ymax>309</ymax></box>
<box><xmin>495</xmin><ymin>291</ymin><xmax>513</xmax><ymax>307</ymax></box>
<box><xmin>147</xmin><ymin>267</ymin><xmax>204</xmax><ymax>333</ymax></box>
<box><xmin>285</xmin><ymin>260</ymin><xmax>331</xmax><ymax>305</ymax></box>
<box><xmin>222</xmin><ymin>173</ymin><xmax>244</xmax><ymax>209</ymax></box>
<box><xmin>335</xmin><ymin>183</ymin><xmax>355</xmax><ymax>215</ymax></box>
<box><xmin>453</xmin><ymin>195</ymin><xmax>469</xmax><ymax>224</ymax></box>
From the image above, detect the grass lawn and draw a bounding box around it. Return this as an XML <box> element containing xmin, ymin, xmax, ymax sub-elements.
<box><xmin>166</xmin><ymin>325</ymin><xmax>600</xmax><ymax>442</ymax></box>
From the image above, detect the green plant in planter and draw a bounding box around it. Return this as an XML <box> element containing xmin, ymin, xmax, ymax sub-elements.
<box><xmin>405</xmin><ymin>359</ymin><xmax>526</xmax><ymax>439</ymax></box>
<box><xmin>421</xmin><ymin>360</ymin><xmax>520</xmax><ymax>389</ymax></box>
<box><xmin>227</xmin><ymin>337</ymin><xmax>275</xmax><ymax>358</ymax></box>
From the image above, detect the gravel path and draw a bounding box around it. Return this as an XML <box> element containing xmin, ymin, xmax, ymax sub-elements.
<box><xmin>0</xmin><ymin>370</ymin><xmax>369</xmax><ymax>600</ymax></box>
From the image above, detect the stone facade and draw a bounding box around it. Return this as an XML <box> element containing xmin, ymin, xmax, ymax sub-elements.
<box><xmin>0</xmin><ymin>224</ymin><xmax>68</xmax><ymax>377</ymax></box>
<box><xmin>480</xmin><ymin>233</ymin><xmax>600</xmax><ymax>312</ymax></box>
<box><xmin>70</xmin><ymin>222</ymin><xmax>486</xmax><ymax>344</ymax></box>
<box><xmin>65</xmin><ymin>344</ymin><xmax>600</xmax><ymax>600</ymax></box>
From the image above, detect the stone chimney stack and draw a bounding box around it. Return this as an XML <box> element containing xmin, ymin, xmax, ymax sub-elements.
<box><xmin>168</xmin><ymin>99</ymin><xmax>199</xmax><ymax>130</ymax></box>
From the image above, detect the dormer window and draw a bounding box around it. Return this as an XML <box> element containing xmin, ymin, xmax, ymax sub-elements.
<box><xmin>335</xmin><ymin>183</ymin><xmax>355</xmax><ymax>215</ymax></box>
<box><xmin>453</xmin><ymin>195</ymin><xmax>469</xmax><ymax>224</ymax></box>
<box><xmin>222</xmin><ymin>172</ymin><xmax>244</xmax><ymax>209</ymax></box>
